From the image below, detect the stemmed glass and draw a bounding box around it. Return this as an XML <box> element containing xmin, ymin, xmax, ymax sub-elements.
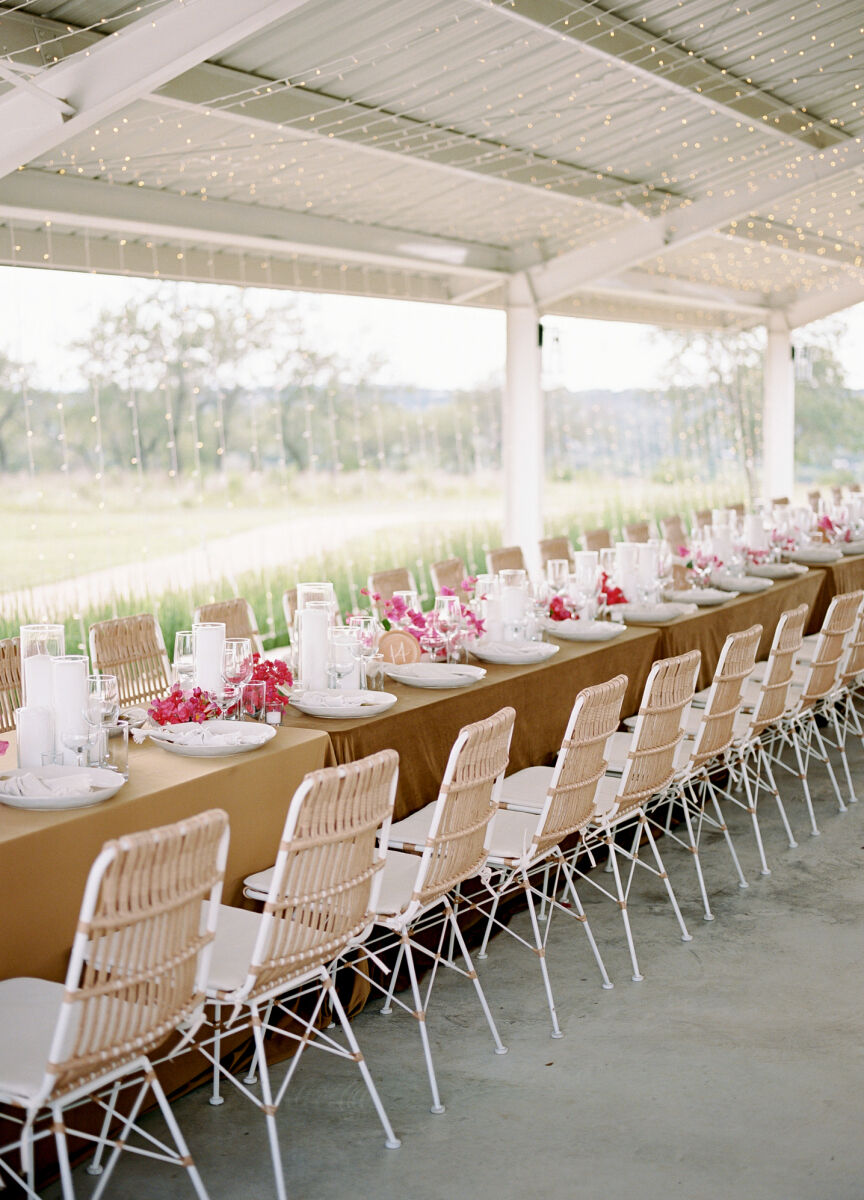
<box><xmin>433</xmin><ymin>594</ymin><xmax>463</xmax><ymax>662</ymax></box>
<box><xmin>221</xmin><ymin>638</ymin><xmax>253</xmax><ymax>718</ymax></box>
<box><xmin>173</xmin><ymin>631</ymin><xmax>195</xmax><ymax>688</ymax></box>
<box><xmin>347</xmin><ymin>616</ymin><xmax>379</xmax><ymax>689</ymax></box>
<box><xmin>327</xmin><ymin>625</ymin><xmax>358</xmax><ymax>689</ymax></box>
<box><xmin>83</xmin><ymin>674</ymin><xmax>120</xmax><ymax>766</ymax></box>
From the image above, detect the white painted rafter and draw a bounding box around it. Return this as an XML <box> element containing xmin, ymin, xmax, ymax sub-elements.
<box><xmin>786</xmin><ymin>277</ymin><xmax>864</xmax><ymax>329</ymax></box>
<box><xmin>0</xmin><ymin>169</ymin><xmax>510</xmax><ymax>279</ymax></box>
<box><xmin>0</xmin><ymin>0</ymin><xmax>315</xmax><ymax>183</ymax></box>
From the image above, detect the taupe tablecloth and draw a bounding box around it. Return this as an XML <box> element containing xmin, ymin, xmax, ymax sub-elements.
<box><xmin>650</xmin><ymin>570</ymin><xmax>825</xmax><ymax>690</ymax></box>
<box><xmin>806</xmin><ymin>553</ymin><xmax>864</xmax><ymax>632</ymax></box>
<box><xmin>0</xmin><ymin>727</ymin><xmax>332</xmax><ymax>982</ymax></box>
<box><xmin>280</xmin><ymin>627</ymin><xmax>663</xmax><ymax>819</ymax></box>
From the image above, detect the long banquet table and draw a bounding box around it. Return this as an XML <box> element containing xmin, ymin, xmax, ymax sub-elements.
<box><xmin>806</xmin><ymin>552</ymin><xmax>864</xmax><ymax>632</ymax></box>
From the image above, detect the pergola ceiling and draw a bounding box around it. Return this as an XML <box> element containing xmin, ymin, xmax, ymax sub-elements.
<box><xmin>1</xmin><ymin>0</ymin><xmax>863</xmax><ymax>329</ymax></box>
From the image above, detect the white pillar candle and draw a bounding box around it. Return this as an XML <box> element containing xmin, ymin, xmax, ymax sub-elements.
<box><xmin>15</xmin><ymin>706</ymin><xmax>54</xmax><ymax>769</ymax></box>
<box><xmin>51</xmin><ymin>656</ymin><xmax>88</xmax><ymax>763</ymax></box>
<box><xmin>298</xmin><ymin>606</ymin><xmax>329</xmax><ymax>691</ymax></box>
<box><xmin>483</xmin><ymin>594</ymin><xmax>504</xmax><ymax>642</ymax></box>
<box><xmin>22</xmin><ymin>655</ymin><xmax>54</xmax><ymax>710</ymax></box>
<box><xmin>500</xmin><ymin>586</ymin><xmax>526</xmax><ymax>623</ymax></box>
<box><xmin>192</xmin><ymin>623</ymin><xmax>226</xmax><ymax>695</ymax></box>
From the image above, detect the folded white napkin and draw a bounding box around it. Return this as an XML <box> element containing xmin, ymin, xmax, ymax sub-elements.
<box><xmin>385</xmin><ymin>664</ymin><xmax>485</xmax><ymax>681</ymax></box>
<box><xmin>746</xmin><ymin>562</ymin><xmax>807</xmax><ymax>579</ymax></box>
<box><xmin>710</xmin><ymin>572</ymin><xmax>773</xmax><ymax>593</ymax></box>
<box><xmin>296</xmin><ymin>691</ymin><xmax>382</xmax><ymax>709</ymax></box>
<box><xmin>139</xmin><ymin>726</ymin><xmax>270</xmax><ymax>747</ymax></box>
<box><xmin>612</xmin><ymin>602</ymin><xmax>698</xmax><ymax>622</ymax></box>
<box><xmin>662</xmin><ymin>588</ymin><xmax>732</xmax><ymax>605</ymax></box>
<box><xmin>0</xmin><ymin>771</ymin><xmax>101</xmax><ymax>797</ymax></box>
<box><xmin>477</xmin><ymin>641</ymin><xmax>551</xmax><ymax>657</ymax></box>
<box><xmin>544</xmin><ymin>619</ymin><xmax>624</xmax><ymax>642</ymax></box>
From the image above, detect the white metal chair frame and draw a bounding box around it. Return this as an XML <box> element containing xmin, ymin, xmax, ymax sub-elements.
<box><xmin>0</xmin><ymin>810</ymin><xmax>229</xmax><ymax>1200</ymax></box>
<box><xmin>471</xmin><ymin>678</ymin><xmax>628</xmax><ymax>1036</ymax></box>
<box><xmin>196</xmin><ymin>752</ymin><xmax>402</xmax><ymax>1200</ymax></box>
<box><xmin>353</xmin><ymin>708</ymin><xmax>515</xmax><ymax>1115</ymax></box>
<box><xmin>568</xmin><ymin>652</ymin><xmax>701</xmax><ymax>983</ymax></box>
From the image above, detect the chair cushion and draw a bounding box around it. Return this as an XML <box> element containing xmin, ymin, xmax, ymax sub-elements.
<box><xmin>243</xmin><ymin>866</ymin><xmax>274</xmax><ymax>901</ymax></box>
<box><xmin>498</xmin><ymin>766</ymin><xmax>554</xmax><ymax>812</ymax></box>
<box><xmin>372</xmin><ymin>850</ymin><xmax>422</xmax><ymax>917</ymax></box>
<box><xmin>486</xmin><ymin>808</ymin><xmax>543</xmax><ymax>863</ymax></box>
<box><xmin>205</xmin><ymin>904</ymin><xmax>263</xmax><ymax>994</ymax></box>
<box><xmin>0</xmin><ymin>978</ymin><xmax>65</xmax><ymax>1103</ymax></box>
<box><xmin>386</xmin><ymin>803</ymin><xmax>436</xmax><ymax>852</ymax></box>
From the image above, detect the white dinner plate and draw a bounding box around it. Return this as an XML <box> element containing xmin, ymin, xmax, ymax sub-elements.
<box><xmin>840</xmin><ymin>540</ymin><xmax>864</xmax><ymax>556</ymax></box>
<box><xmin>611</xmin><ymin>603</ymin><xmax>695</xmax><ymax>625</ymax></box>
<box><xmin>289</xmin><ymin>690</ymin><xmax>398</xmax><ymax>718</ymax></box>
<box><xmin>745</xmin><ymin>562</ymin><xmax>808</xmax><ymax>579</ymax></box>
<box><xmin>383</xmin><ymin>663</ymin><xmax>486</xmax><ymax>688</ymax></box>
<box><xmin>710</xmin><ymin>573</ymin><xmax>773</xmax><ymax>594</ymax></box>
<box><xmin>784</xmin><ymin>547</ymin><xmax>843</xmax><ymax>565</ymax></box>
<box><xmin>141</xmin><ymin>719</ymin><xmax>276</xmax><ymax>757</ymax></box>
<box><xmin>661</xmin><ymin>588</ymin><xmax>738</xmax><ymax>607</ymax></box>
<box><xmin>0</xmin><ymin>765</ymin><xmax>125</xmax><ymax>811</ymax></box>
<box><xmin>542</xmin><ymin>618</ymin><xmax>626</xmax><ymax>642</ymax></box>
<box><xmin>470</xmin><ymin>641</ymin><xmax>560</xmax><ymax>665</ymax></box>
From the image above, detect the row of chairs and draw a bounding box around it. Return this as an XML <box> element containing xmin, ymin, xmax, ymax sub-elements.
<box><xmin>4</xmin><ymin>584</ymin><xmax>863</xmax><ymax>1196</ymax></box>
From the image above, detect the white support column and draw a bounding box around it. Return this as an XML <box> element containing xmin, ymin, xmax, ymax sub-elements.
<box><xmin>762</xmin><ymin>313</ymin><xmax>795</xmax><ymax>501</ymax></box>
<box><xmin>502</xmin><ymin>275</ymin><xmax>543</xmax><ymax>575</ymax></box>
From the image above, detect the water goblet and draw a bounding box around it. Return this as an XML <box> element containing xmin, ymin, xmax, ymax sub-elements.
<box><xmin>221</xmin><ymin>638</ymin><xmax>253</xmax><ymax>718</ymax></box>
<box><xmin>433</xmin><ymin>594</ymin><xmax>462</xmax><ymax>662</ymax></box>
<box><xmin>347</xmin><ymin>615</ymin><xmax>379</xmax><ymax>688</ymax></box>
<box><xmin>173</xmin><ymin>630</ymin><xmax>195</xmax><ymax>688</ymax></box>
<box><xmin>327</xmin><ymin>625</ymin><xmax>358</xmax><ymax>689</ymax></box>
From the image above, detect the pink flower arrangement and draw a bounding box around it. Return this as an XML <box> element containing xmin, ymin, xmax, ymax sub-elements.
<box><xmin>148</xmin><ymin>684</ymin><xmax>220</xmax><ymax>726</ymax></box>
<box><xmin>247</xmin><ymin>653</ymin><xmax>292</xmax><ymax>715</ymax></box>
<box><xmin>358</xmin><ymin>587</ymin><xmax>484</xmax><ymax>641</ymax></box>
<box><xmin>548</xmin><ymin>595</ymin><xmax>573</xmax><ymax>621</ymax></box>
<box><xmin>675</xmin><ymin>545</ymin><xmax>722</xmax><ymax>572</ymax></box>
<box><xmin>600</xmin><ymin>572</ymin><xmax>628</xmax><ymax>605</ymax></box>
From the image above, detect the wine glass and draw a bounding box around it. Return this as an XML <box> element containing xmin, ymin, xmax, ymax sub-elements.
<box><xmin>433</xmin><ymin>594</ymin><xmax>462</xmax><ymax>661</ymax></box>
<box><xmin>347</xmin><ymin>615</ymin><xmax>379</xmax><ymax>688</ymax></box>
<box><xmin>546</xmin><ymin>558</ymin><xmax>570</xmax><ymax>594</ymax></box>
<box><xmin>173</xmin><ymin>630</ymin><xmax>194</xmax><ymax>688</ymax></box>
<box><xmin>221</xmin><ymin>638</ymin><xmax>253</xmax><ymax>718</ymax></box>
<box><xmin>327</xmin><ymin>625</ymin><xmax>358</xmax><ymax>689</ymax></box>
<box><xmin>84</xmin><ymin>674</ymin><xmax>120</xmax><ymax>728</ymax></box>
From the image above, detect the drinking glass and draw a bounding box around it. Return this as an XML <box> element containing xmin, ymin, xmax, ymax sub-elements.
<box><xmin>102</xmin><ymin>722</ymin><xmax>129</xmax><ymax>778</ymax></box>
<box><xmin>546</xmin><ymin>559</ymin><xmax>570</xmax><ymax>593</ymax></box>
<box><xmin>391</xmin><ymin>590</ymin><xmax>420</xmax><ymax>625</ymax></box>
<box><xmin>433</xmin><ymin>594</ymin><xmax>462</xmax><ymax>663</ymax></box>
<box><xmin>173</xmin><ymin>630</ymin><xmax>195</xmax><ymax>687</ymax></box>
<box><xmin>327</xmin><ymin>625</ymin><xmax>358</xmax><ymax>689</ymax></box>
<box><xmin>347</xmin><ymin>616</ymin><xmax>379</xmax><ymax>688</ymax></box>
<box><xmin>20</xmin><ymin>624</ymin><xmax>65</xmax><ymax>708</ymax></box>
<box><xmin>221</xmin><ymin>638</ymin><xmax>253</xmax><ymax>718</ymax></box>
<box><xmin>84</xmin><ymin>674</ymin><xmax>120</xmax><ymax>729</ymax></box>
<box><xmin>419</xmin><ymin>614</ymin><xmax>447</xmax><ymax>663</ymax></box>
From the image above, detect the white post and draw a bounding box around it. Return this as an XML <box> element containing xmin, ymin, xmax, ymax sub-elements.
<box><xmin>762</xmin><ymin>313</ymin><xmax>795</xmax><ymax>501</ymax></box>
<box><xmin>502</xmin><ymin>275</ymin><xmax>543</xmax><ymax>575</ymax></box>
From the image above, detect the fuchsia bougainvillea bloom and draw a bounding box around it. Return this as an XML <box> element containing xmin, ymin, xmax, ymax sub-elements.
<box><xmin>148</xmin><ymin>685</ymin><xmax>220</xmax><ymax>726</ymax></box>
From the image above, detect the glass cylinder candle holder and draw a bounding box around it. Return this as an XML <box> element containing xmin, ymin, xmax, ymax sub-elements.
<box><xmin>19</xmin><ymin>624</ymin><xmax>65</xmax><ymax>708</ymax></box>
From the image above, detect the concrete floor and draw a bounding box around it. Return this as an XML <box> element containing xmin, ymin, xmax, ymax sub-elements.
<box><xmin>46</xmin><ymin>743</ymin><xmax>864</xmax><ymax>1200</ymax></box>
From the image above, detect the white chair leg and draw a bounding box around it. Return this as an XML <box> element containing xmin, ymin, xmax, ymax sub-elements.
<box><xmin>706</xmin><ymin>785</ymin><xmax>748</xmax><ymax>889</ymax></box>
<box><xmin>86</xmin><ymin>1079</ymin><xmax>120</xmax><ymax>1175</ymax></box>
<box><xmin>403</xmin><ymin>937</ymin><xmax>445</xmax><ymax>1115</ymax></box>
<box><xmin>558</xmin><ymin>854</ymin><xmax>613</xmax><ymax>990</ymax></box>
<box><xmin>791</xmin><ymin>730</ymin><xmax>821</xmax><ymax>836</ymax></box>
<box><xmin>209</xmin><ymin>1006</ymin><xmax>225</xmax><ymax>1105</ymax></box>
<box><xmin>52</xmin><ymin>1106</ymin><xmax>75</xmax><ymax>1200</ymax></box>
<box><xmin>642</xmin><ymin>818</ymin><xmax>692</xmax><ymax>943</ymax></box>
<box><xmin>476</xmin><ymin>887</ymin><xmax>501</xmax><ymax>959</ymax></box>
<box><xmin>327</xmin><ymin>979</ymin><xmax>401</xmax><ymax>1149</ymax></box>
<box><xmin>252</xmin><ymin>1019</ymin><xmax>288</xmax><ymax>1200</ymax></box>
<box><xmin>445</xmin><ymin>903</ymin><xmax>508</xmax><ymax>1056</ymax></box>
<box><xmin>149</xmin><ymin>1071</ymin><xmax>211</xmax><ymax>1200</ymax></box>
<box><xmin>760</xmin><ymin>746</ymin><xmax>798</xmax><ymax>850</ymax></box>
<box><xmin>606</xmin><ymin>835</ymin><xmax>643</xmax><ymax>982</ymax></box>
<box><xmin>243</xmin><ymin>999</ymin><xmax>274</xmax><ymax>1084</ymax></box>
<box><xmin>522</xmin><ymin>878</ymin><xmax>562</xmax><ymax>1038</ymax></box>
<box><xmin>380</xmin><ymin>940</ymin><xmax>405</xmax><ymax>1015</ymax></box>
<box><xmin>811</xmin><ymin>717</ymin><xmax>847</xmax><ymax>812</ymax></box>
<box><xmin>832</xmin><ymin>708</ymin><xmax>858</xmax><ymax>805</ymax></box>
<box><xmin>681</xmin><ymin>782</ymin><xmax>713</xmax><ymax>921</ymax></box>
<box><xmin>90</xmin><ymin>1072</ymin><xmax>152</xmax><ymax>1200</ymax></box>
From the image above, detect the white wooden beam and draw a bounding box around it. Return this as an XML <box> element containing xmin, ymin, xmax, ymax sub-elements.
<box><xmin>469</xmin><ymin>0</ymin><xmax>850</xmax><ymax>151</ymax></box>
<box><xmin>530</xmin><ymin>139</ymin><xmax>864</xmax><ymax>306</ymax></box>
<box><xmin>590</xmin><ymin>269</ymin><xmax>770</xmax><ymax>318</ymax></box>
<box><xmin>785</xmin><ymin>278</ymin><xmax>864</xmax><ymax>329</ymax></box>
<box><xmin>0</xmin><ymin>169</ymin><xmax>510</xmax><ymax>279</ymax></box>
<box><xmin>0</xmin><ymin>0</ymin><xmax>314</xmax><ymax>182</ymax></box>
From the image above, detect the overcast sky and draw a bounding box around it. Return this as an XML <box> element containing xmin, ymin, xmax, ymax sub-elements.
<box><xmin>1</xmin><ymin>264</ymin><xmax>862</xmax><ymax>394</ymax></box>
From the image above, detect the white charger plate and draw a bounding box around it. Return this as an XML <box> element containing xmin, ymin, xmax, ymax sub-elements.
<box><xmin>840</xmin><ymin>540</ymin><xmax>864</xmax><ymax>556</ymax></box>
<box><xmin>662</xmin><ymin>588</ymin><xmax>738</xmax><ymax>607</ymax></box>
<box><xmin>471</xmin><ymin>641</ymin><xmax>560</xmax><ymax>665</ymax></box>
<box><xmin>290</xmin><ymin>690</ymin><xmax>398</xmax><ymax>719</ymax></box>
<box><xmin>784</xmin><ymin>547</ymin><xmax>843</xmax><ymax>565</ymax></box>
<box><xmin>542</xmin><ymin>618</ymin><xmax>626</xmax><ymax>642</ymax></box>
<box><xmin>612</xmin><ymin>604</ymin><xmax>692</xmax><ymax>625</ymax></box>
<box><xmin>383</xmin><ymin>663</ymin><xmax>486</xmax><ymax>689</ymax></box>
<box><xmin>746</xmin><ymin>561</ymin><xmax>808</xmax><ymax>579</ymax></box>
<box><xmin>144</xmin><ymin>719</ymin><xmax>276</xmax><ymax>757</ymax></box>
<box><xmin>0</xmin><ymin>765</ymin><xmax>125</xmax><ymax>811</ymax></box>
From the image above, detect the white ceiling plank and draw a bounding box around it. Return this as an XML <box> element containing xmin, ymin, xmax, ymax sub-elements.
<box><xmin>0</xmin><ymin>169</ymin><xmax>510</xmax><ymax>278</ymax></box>
<box><xmin>468</xmin><ymin>0</ymin><xmax>850</xmax><ymax>152</ymax></box>
<box><xmin>530</xmin><ymin>139</ymin><xmax>864</xmax><ymax>306</ymax></box>
<box><xmin>592</xmin><ymin>269</ymin><xmax>771</xmax><ymax>317</ymax></box>
<box><xmin>0</xmin><ymin>0</ymin><xmax>315</xmax><ymax>182</ymax></box>
<box><xmin>786</xmin><ymin>278</ymin><xmax>864</xmax><ymax>328</ymax></box>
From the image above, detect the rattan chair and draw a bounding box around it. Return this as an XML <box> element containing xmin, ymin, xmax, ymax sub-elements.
<box><xmin>831</xmin><ymin>485</ymin><xmax>844</xmax><ymax>503</ymax></box>
<box><xmin>367</xmin><ymin>567</ymin><xmax>418</xmax><ymax>610</ymax></box>
<box><xmin>538</xmin><ymin>536</ymin><xmax>575</xmax><ymax>569</ymax></box>
<box><xmin>429</xmin><ymin>557</ymin><xmax>470</xmax><ymax>599</ymax></box>
<box><xmin>89</xmin><ymin>613</ymin><xmax>172</xmax><ymax>707</ymax></box>
<box><xmin>771</xmin><ymin>495</ymin><xmax>790</xmax><ymax>507</ymax></box>
<box><xmin>485</xmin><ymin>545</ymin><xmax>526</xmax><ymax>574</ymax></box>
<box><xmin>194</xmin><ymin>598</ymin><xmax>263</xmax><ymax>655</ymax></box>
<box><xmin>574</xmin><ymin>651</ymin><xmax>701</xmax><ymax>982</ymax></box>
<box><xmin>622</xmin><ymin>520</ymin><xmax>651</xmax><ymax>543</ymax></box>
<box><xmin>833</xmin><ymin>600</ymin><xmax>864</xmax><ymax>770</ymax></box>
<box><xmin>659</xmin><ymin>515</ymin><xmax>688</xmax><ymax>549</ymax></box>
<box><xmin>581</xmin><ymin>527</ymin><xmax>612</xmax><ymax>552</ymax></box>
<box><xmin>360</xmin><ymin>707</ymin><xmax>515</xmax><ymax>1113</ymax></box>
<box><xmin>0</xmin><ymin>637</ymin><xmax>21</xmax><ymax>733</ymax></box>
<box><xmin>475</xmin><ymin>677</ymin><xmax>627</xmax><ymax>1032</ymax></box>
<box><xmin>693</xmin><ymin>508</ymin><xmax>712</xmax><ymax>531</ymax></box>
<box><xmin>209</xmin><ymin>752</ymin><xmax>401</xmax><ymax>1200</ymax></box>
<box><xmin>761</xmin><ymin>590</ymin><xmax>863</xmax><ymax>835</ymax></box>
<box><xmin>807</xmin><ymin>489</ymin><xmax>822</xmax><ymax>511</ymax></box>
<box><xmin>0</xmin><ymin>809</ymin><xmax>229</xmax><ymax>1199</ymax></box>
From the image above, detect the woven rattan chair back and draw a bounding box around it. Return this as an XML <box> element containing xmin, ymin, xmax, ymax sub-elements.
<box><xmin>233</xmin><ymin>750</ymin><xmax>399</xmax><ymax>1004</ymax></box>
<box><xmin>613</xmin><ymin>650</ymin><xmax>701</xmax><ymax>817</ymax></box>
<box><xmin>368</xmin><ymin>568</ymin><xmax>417</xmax><ymax>607</ymax></box>
<box><xmin>485</xmin><ymin>546</ymin><xmax>526</xmax><ymax>575</ymax></box>
<box><xmin>731</xmin><ymin>502</ymin><xmax>745</xmax><ymax>519</ymax></box>
<box><xmin>831</xmin><ymin>485</ymin><xmax>844</xmax><ymax>503</ymax></box>
<box><xmin>623</xmin><ymin>521</ymin><xmax>651</xmax><ymax>544</ymax></box>
<box><xmin>89</xmin><ymin>613</ymin><xmax>172</xmax><ymax>707</ymax></box>
<box><xmin>693</xmin><ymin>508</ymin><xmax>712</xmax><ymax>531</ymax></box>
<box><xmin>0</xmin><ymin>637</ymin><xmax>21</xmax><ymax>733</ymax></box>
<box><xmin>807</xmin><ymin>489</ymin><xmax>822</xmax><ymax>511</ymax></box>
<box><xmin>660</xmin><ymin>516</ymin><xmax>687</xmax><ymax>548</ymax></box>
<box><xmin>800</xmin><ymin>590</ymin><xmax>864</xmax><ymax>706</ymax></box>
<box><xmin>747</xmin><ymin>604</ymin><xmax>808</xmax><ymax>735</ymax></box>
<box><xmin>771</xmin><ymin>496</ymin><xmax>790</xmax><ymax>507</ymax></box>
<box><xmin>430</xmin><ymin>557</ymin><xmax>469</xmax><ymax>598</ymax></box>
<box><xmin>40</xmin><ymin>809</ymin><xmax>228</xmax><ymax>1103</ymax></box>
<box><xmin>538</xmin><ymin>536</ymin><xmax>574</xmax><ymax>569</ymax></box>
<box><xmin>582</xmin><ymin>527</ymin><xmax>612</xmax><ymax>552</ymax></box>
<box><xmin>194</xmin><ymin>597</ymin><xmax>263</xmax><ymax>655</ymax></box>
<box><xmin>839</xmin><ymin>601</ymin><xmax>864</xmax><ymax>686</ymax></box>
<box><xmin>411</xmin><ymin>707</ymin><xmax>515</xmax><ymax>910</ymax></box>
<box><xmin>687</xmin><ymin>625</ymin><xmax>762</xmax><ymax>771</ymax></box>
<box><xmin>531</xmin><ymin>676</ymin><xmax>627</xmax><ymax>859</ymax></box>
